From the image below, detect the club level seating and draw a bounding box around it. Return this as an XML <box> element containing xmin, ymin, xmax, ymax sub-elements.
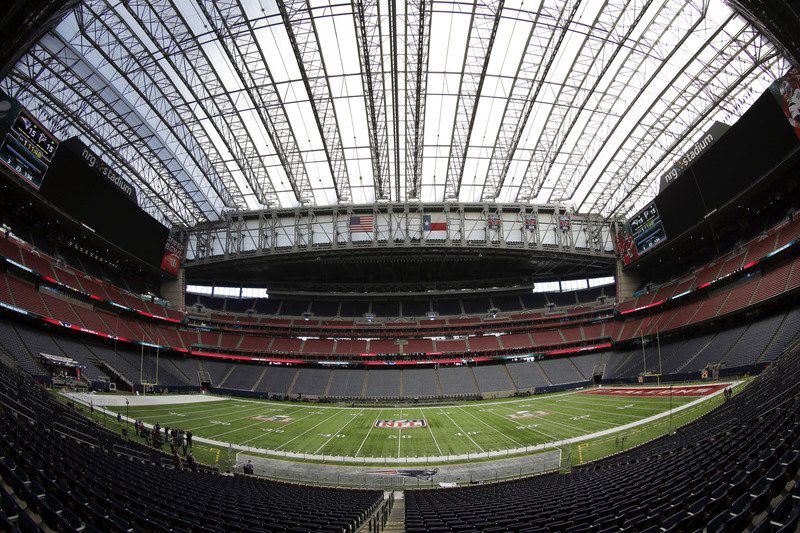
<box><xmin>185</xmin><ymin>285</ymin><xmax>613</xmax><ymax>320</ymax></box>
<box><xmin>0</xmin><ymin>232</ymin><xmax>179</xmax><ymax>319</ymax></box>
<box><xmin>0</xmin><ymin>358</ymin><xmax>383</xmax><ymax>532</ymax></box>
<box><xmin>404</xmin><ymin>339</ymin><xmax>800</xmax><ymax>532</ymax></box>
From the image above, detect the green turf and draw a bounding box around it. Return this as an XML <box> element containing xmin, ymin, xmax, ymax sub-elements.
<box><xmin>94</xmin><ymin>382</ymin><xmax>740</xmax><ymax>468</ymax></box>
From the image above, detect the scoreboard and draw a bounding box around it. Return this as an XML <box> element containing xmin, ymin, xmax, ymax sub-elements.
<box><xmin>627</xmin><ymin>201</ymin><xmax>667</xmax><ymax>257</ymax></box>
<box><xmin>0</xmin><ymin>97</ymin><xmax>59</xmax><ymax>189</ymax></box>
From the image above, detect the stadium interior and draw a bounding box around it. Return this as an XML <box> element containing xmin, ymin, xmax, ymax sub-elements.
<box><xmin>1</xmin><ymin>0</ymin><xmax>800</xmax><ymax>531</ymax></box>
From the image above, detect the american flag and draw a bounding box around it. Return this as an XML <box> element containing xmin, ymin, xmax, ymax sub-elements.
<box><xmin>349</xmin><ymin>215</ymin><xmax>374</xmax><ymax>232</ymax></box>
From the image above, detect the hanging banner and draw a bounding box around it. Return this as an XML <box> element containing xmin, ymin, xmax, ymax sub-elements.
<box><xmin>160</xmin><ymin>234</ymin><xmax>184</xmax><ymax>276</ymax></box>
<box><xmin>770</xmin><ymin>68</ymin><xmax>800</xmax><ymax>140</ymax></box>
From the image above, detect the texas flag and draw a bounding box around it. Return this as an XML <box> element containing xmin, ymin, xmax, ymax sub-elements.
<box><xmin>422</xmin><ymin>214</ymin><xmax>447</xmax><ymax>232</ymax></box>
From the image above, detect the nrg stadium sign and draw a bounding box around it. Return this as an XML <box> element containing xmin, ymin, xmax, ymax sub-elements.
<box><xmin>659</xmin><ymin>121</ymin><xmax>729</xmax><ymax>192</ymax></box>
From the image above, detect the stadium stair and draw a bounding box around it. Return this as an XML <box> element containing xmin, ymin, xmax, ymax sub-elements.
<box><xmin>756</xmin><ymin>314</ymin><xmax>797</xmax><ymax>365</ymax></box>
<box><xmin>166</xmin><ymin>360</ymin><xmax>193</xmax><ymax>384</ymax></box>
<box><xmin>251</xmin><ymin>367</ymin><xmax>268</xmax><ymax>392</ymax></box>
<box><xmin>399</xmin><ymin>370</ymin><xmax>404</xmax><ymax>398</ymax></box>
<box><xmin>322</xmin><ymin>370</ymin><xmax>334</xmax><ymax>396</ymax></box>
<box><xmin>676</xmin><ymin>334</ymin><xmax>718</xmax><ymax>373</ymax></box>
<box><xmin>468</xmin><ymin>367</ymin><xmax>480</xmax><ymax>393</ymax></box>
<box><xmin>361</xmin><ymin>370</ymin><xmax>369</xmax><ymax>398</ymax></box>
<box><xmin>380</xmin><ymin>492</ymin><xmax>405</xmax><ymax>533</ymax></box>
<box><xmin>535</xmin><ymin>363</ymin><xmax>552</xmax><ymax>386</ymax></box>
<box><xmin>567</xmin><ymin>358</ymin><xmax>585</xmax><ymax>381</ymax></box>
<box><xmin>216</xmin><ymin>365</ymin><xmax>237</xmax><ymax>388</ymax></box>
<box><xmin>502</xmin><ymin>364</ymin><xmax>518</xmax><ymax>390</ymax></box>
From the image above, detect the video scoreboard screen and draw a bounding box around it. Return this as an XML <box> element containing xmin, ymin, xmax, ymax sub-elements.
<box><xmin>0</xmin><ymin>98</ymin><xmax>59</xmax><ymax>189</ymax></box>
<box><xmin>628</xmin><ymin>201</ymin><xmax>667</xmax><ymax>256</ymax></box>
<box><xmin>43</xmin><ymin>138</ymin><xmax>169</xmax><ymax>269</ymax></box>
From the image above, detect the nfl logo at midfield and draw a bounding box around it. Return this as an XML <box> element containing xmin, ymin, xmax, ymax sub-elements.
<box><xmin>374</xmin><ymin>419</ymin><xmax>427</xmax><ymax>428</ymax></box>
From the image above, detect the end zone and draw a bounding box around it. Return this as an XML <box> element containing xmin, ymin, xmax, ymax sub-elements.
<box><xmin>579</xmin><ymin>383</ymin><xmax>732</xmax><ymax>397</ymax></box>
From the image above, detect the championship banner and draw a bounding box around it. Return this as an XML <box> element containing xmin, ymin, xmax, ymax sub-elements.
<box><xmin>523</xmin><ymin>216</ymin><xmax>537</xmax><ymax>231</ymax></box>
<box><xmin>487</xmin><ymin>215</ymin><xmax>502</xmax><ymax>229</ymax></box>
<box><xmin>558</xmin><ymin>214</ymin><xmax>571</xmax><ymax>230</ymax></box>
<box><xmin>770</xmin><ymin>68</ymin><xmax>800</xmax><ymax>140</ymax></box>
<box><xmin>160</xmin><ymin>234</ymin><xmax>184</xmax><ymax>276</ymax></box>
<box><xmin>615</xmin><ymin>224</ymin><xmax>639</xmax><ymax>266</ymax></box>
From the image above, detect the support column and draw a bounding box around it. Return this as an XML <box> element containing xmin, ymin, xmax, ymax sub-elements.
<box><xmin>160</xmin><ymin>267</ymin><xmax>185</xmax><ymax>311</ymax></box>
<box><xmin>615</xmin><ymin>259</ymin><xmax>640</xmax><ymax>303</ymax></box>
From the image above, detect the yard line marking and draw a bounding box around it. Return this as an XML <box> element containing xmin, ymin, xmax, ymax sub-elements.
<box><xmin>492</xmin><ymin>402</ymin><xmax>597</xmax><ymax>435</ymax></box>
<box><xmin>274</xmin><ymin>409</ymin><xmax>345</xmax><ymax>451</ymax></box>
<box><xmin>441</xmin><ymin>410</ymin><xmax>485</xmax><ymax>454</ymax></box>
<box><xmin>238</xmin><ymin>410</ymin><xmax>318</xmax><ymax>445</ymax></box>
<box><xmin>119</xmin><ymin>402</ymin><xmax>232</xmax><ymax>415</ymax></box>
<box><xmin>184</xmin><ymin>404</ymin><xmax>289</xmax><ymax>430</ymax></box>
<box><xmin>226</xmin><ymin>387</ymin><xmax>592</xmax><ymax>410</ymax></box>
<box><xmin>206</xmin><ymin>406</ymin><xmax>308</xmax><ymax>439</ymax></box>
<box><xmin>125</xmin><ymin>401</ymin><xmax>257</xmax><ymax>422</ymax></box>
<box><xmin>314</xmin><ymin>409</ymin><xmax>365</xmax><ymax>454</ymax></box>
<box><xmin>456</xmin><ymin>406</ymin><xmax>524</xmax><ymax>447</ymax></box>
<box><xmin>537</xmin><ymin>401</ymin><xmax>643</xmax><ymax>422</ymax></box>
<box><xmin>540</xmin><ymin>415</ymin><xmax>606</xmax><ymax>433</ymax></box>
<box><xmin>578</xmin><ymin>443</ymin><xmax>588</xmax><ymax>464</ymax></box>
<box><xmin>397</xmin><ymin>405</ymin><xmax>403</xmax><ymax>458</ymax></box>
<box><xmin>481</xmin><ymin>409</ymin><xmax>561</xmax><ymax>442</ymax></box>
<box><xmin>355</xmin><ymin>409</ymin><xmax>383</xmax><ymax>457</ymax></box>
<box><xmin>70</xmin><ymin>382</ymin><xmax>735</xmax><ymax>463</ymax></box>
<box><xmin>551</xmin><ymin>396</ymin><xmax>678</xmax><ymax>414</ymax></box>
<box><xmin>420</xmin><ymin>408</ymin><xmax>443</xmax><ymax>456</ymax></box>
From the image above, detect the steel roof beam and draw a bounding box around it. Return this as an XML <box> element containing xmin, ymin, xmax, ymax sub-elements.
<box><xmin>547</xmin><ymin>0</ymin><xmax>707</xmax><ymax>204</ymax></box>
<box><xmin>580</xmin><ymin>16</ymin><xmax>781</xmax><ymax>215</ymax></box>
<box><xmin>196</xmin><ymin>0</ymin><xmax>315</xmax><ymax>206</ymax></box>
<box><xmin>480</xmin><ymin>0</ymin><xmax>578</xmax><ymax>201</ymax></box>
<box><xmin>279</xmin><ymin>0</ymin><xmax>353</xmax><ymax>202</ymax></box>
<box><xmin>123</xmin><ymin>0</ymin><xmax>279</xmax><ymax>206</ymax></box>
<box><xmin>352</xmin><ymin>0</ymin><xmax>391</xmax><ymax>200</ymax></box>
<box><xmin>6</xmin><ymin>36</ymin><xmax>205</xmax><ymax>225</ymax></box>
<box><xmin>443</xmin><ymin>0</ymin><xmax>504</xmax><ymax>201</ymax></box>
<box><xmin>515</xmin><ymin>0</ymin><xmax>652</xmax><ymax>203</ymax></box>
<box><xmin>77</xmin><ymin>1</ymin><xmax>239</xmax><ymax>212</ymax></box>
<box><xmin>404</xmin><ymin>0</ymin><xmax>433</xmax><ymax>200</ymax></box>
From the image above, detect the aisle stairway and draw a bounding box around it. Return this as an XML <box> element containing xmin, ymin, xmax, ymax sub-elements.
<box><xmin>383</xmin><ymin>492</ymin><xmax>404</xmax><ymax>533</ymax></box>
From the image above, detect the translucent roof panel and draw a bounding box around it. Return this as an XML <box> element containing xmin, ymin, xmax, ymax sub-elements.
<box><xmin>0</xmin><ymin>0</ymin><xmax>790</xmax><ymax>226</ymax></box>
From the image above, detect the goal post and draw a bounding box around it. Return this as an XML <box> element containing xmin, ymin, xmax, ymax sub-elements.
<box><xmin>139</xmin><ymin>345</ymin><xmax>160</xmax><ymax>395</ymax></box>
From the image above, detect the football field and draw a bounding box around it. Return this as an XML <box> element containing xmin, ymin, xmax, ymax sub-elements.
<box><xmin>88</xmin><ymin>382</ymin><xmax>737</xmax><ymax>464</ymax></box>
